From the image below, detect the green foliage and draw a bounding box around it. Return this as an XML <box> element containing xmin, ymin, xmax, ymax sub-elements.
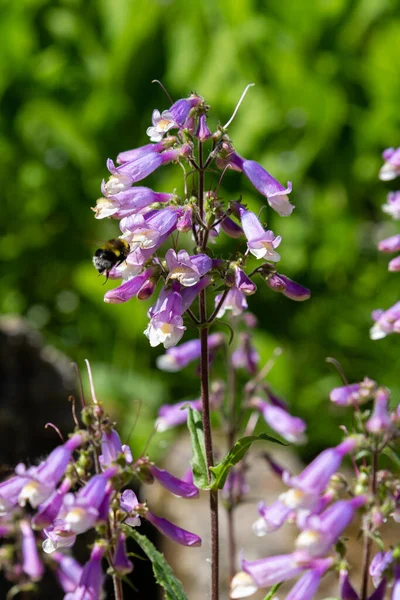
<box><xmin>1</xmin><ymin>0</ymin><xmax>400</xmax><ymax>457</ymax></box>
<box><xmin>187</xmin><ymin>407</ymin><xmax>209</xmax><ymax>489</ymax></box>
<box><xmin>210</xmin><ymin>433</ymin><xmax>286</xmax><ymax>490</ymax></box>
<box><xmin>263</xmin><ymin>583</ymin><xmax>283</xmax><ymax>600</ymax></box>
<box><xmin>128</xmin><ymin>530</ymin><xmax>188</xmax><ymax>600</ymax></box>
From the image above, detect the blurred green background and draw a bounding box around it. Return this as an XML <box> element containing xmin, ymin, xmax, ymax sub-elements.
<box><xmin>1</xmin><ymin>0</ymin><xmax>400</xmax><ymax>459</ymax></box>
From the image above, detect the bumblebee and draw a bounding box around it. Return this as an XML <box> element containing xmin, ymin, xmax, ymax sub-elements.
<box><xmin>93</xmin><ymin>238</ymin><xmax>130</xmax><ymax>279</ymax></box>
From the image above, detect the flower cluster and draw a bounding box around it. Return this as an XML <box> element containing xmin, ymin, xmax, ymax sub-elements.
<box><xmin>93</xmin><ymin>90</ymin><xmax>309</xmax><ymax>348</ymax></box>
<box><xmin>371</xmin><ymin>148</ymin><xmax>400</xmax><ymax>339</ymax></box>
<box><xmin>0</xmin><ymin>363</ymin><xmax>201</xmax><ymax>598</ymax></box>
<box><xmin>230</xmin><ymin>378</ymin><xmax>400</xmax><ymax>600</ymax></box>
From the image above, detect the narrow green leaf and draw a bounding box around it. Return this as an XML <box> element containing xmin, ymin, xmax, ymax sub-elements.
<box><xmin>129</xmin><ymin>530</ymin><xmax>188</xmax><ymax>600</ymax></box>
<box><xmin>210</xmin><ymin>433</ymin><xmax>286</xmax><ymax>490</ymax></box>
<box><xmin>187</xmin><ymin>407</ymin><xmax>209</xmax><ymax>489</ymax></box>
<box><xmin>382</xmin><ymin>446</ymin><xmax>400</xmax><ymax>470</ymax></box>
<box><xmin>263</xmin><ymin>582</ymin><xmax>282</xmax><ymax>600</ymax></box>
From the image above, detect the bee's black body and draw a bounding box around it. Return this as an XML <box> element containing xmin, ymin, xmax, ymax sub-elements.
<box><xmin>92</xmin><ymin>238</ymin><xmax>130</xmax><ymax>278</ymax></box>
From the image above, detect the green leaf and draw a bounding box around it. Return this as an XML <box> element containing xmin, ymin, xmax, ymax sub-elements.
<box><xmin>210</xmin><ymin>433</ymin><xmax>286</xmax><ymax>490</ymax></box>
<box><xmin>382</xmin><ymin>446</ymin><xmax>400</xmax><ymax>470</ymax></box>
<box><xmin>187</xmin><ymin>407</ymin><xmax>209</xmax><ymax>489</ymax></box>
<box><xmin>263</xmin><ymin>582</ymin><xmax>283</xmax><ymax>600</ymax></box>
<box><xmin>128</xmin><ymin>530</ymin><xmax>188</xmax><ymax>600</ymax></box>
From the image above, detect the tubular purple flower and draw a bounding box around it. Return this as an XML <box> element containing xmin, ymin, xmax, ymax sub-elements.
<box><xmin>369</xmin><ymin>551</ymin><xmax>393</xmax><ymax>587</ymax></box>
<box><xmin>232</xmin><ymin>333</ymin><xmax>259</xmax><ymax>375</ymax></box>
<box><xmin>216</xmin><ymin>287</ymin><xmax>248</xmax><ymax>318</ymax></box>
<box><xmin>368</xmin><ymin>579</ymin><xmax>387</xmax><ymax>600</ymax></box>
<box><xmin>64</xmin><ymin>543</ymin><xmax>105</xmax><ymax>600</ymax></box>
<box><xmin>52</xmin><ymin>552</ymin><xmax>83</xmax><ymax>593</ymax></box>
<box><xmin>32</xmin><ymin>478</ymin><xmax>72</xmax><ymax>528</ymax></box>
<box><xmin>145</xmin><ymin>510</ymin><xmax>201</xmax><ymax>547</ymax></box>
<box><xmin>155</xmin><ymin>399</ymin><xmax>202</xmax><ymax>431</ymax></box>
<box><xmin>370</xmin><ymin>301</ymin><xmax>400</xmax><ymax>340</ymax></box>
<box><xmin>168</xmin><ymin>95</ymin><xmax>203</xmax><ymax>127</ymax></box>
<box><xmin>99</xmin><ymin>429</ymin><xmax>133</xmax><ymax>469</ymax></box>
<box><xmin>286</xmin><ymin>558</ymin><xmax>332</xmax><ymax>600</ymax></box>
<box><xmin>266</xmin><ymin>273</ymin><xmax>311</xmax><ymax>301</ymax></box>
<box><xmin>241</xmin><ymin>553</ymin><xmax>304</xmax><ymax>588</ymax></box>
<box><xmin>379</xmin><ymin>148</ymin><xmax>400</xmax><ymax>181</ymax></box>
<box><xmin>392</xmin><ymin>564</ymin><xmax>400</xmax><ymax>600</ymax></box>
<box><xmin>20</xmin><ymin>520</ymin><xmax>44</xmax><ymax>581</ymax></box>
<box><xmin>17</xmin><ymin>434</ymin><xmax>82</xmax><ymax>509</ymax></box>
<box><xmin>120</xmin><ymin>489</ymin><xmax>141</xmax><ymax>527</ymax></box>
<box><xmin>177</xmin><ymin>205</ymin><xmax>193</xmax><ymax>232</ymax></box>
<box><xmin>108</xmin><ymin>148</ymin><xmax>180</xmax><ymax>185</ymax></box>
<box><xmin>121</xmin><ymin>208</ymin><xmax>179</xmax><ymax>250</ymax></box>
<box><xmin>220</xmin><ymin>215</ymin><xmax>244</xmax><ymax>238</ymax></box>
<box><xmin>196</xmin><ymin>114</ymin><xmax>212</xmax><ymax>141</ymax></box>
<box><xmin>113</xmin><ymin>533</ymin><xmax>133</xmax><ymax>575</ymax></box>
<box><xmin>156</xmin><ymin>333</ymin><xmax>223</xmax><ymax>372</ymax></box>
<box><xmin>144</xmin><ymin>289</ymin><xmax>186</xmax><ymax>348</ymax></box>
<box><xmin>0</xmin><ymin>476</ymin><xmax>26</xmax><ymax>514</ymax></box>
<box><xmin>234</xmin><ymin>266</ymin><xmax>257</xmax><ymax>295</ymax></box>
<box><xmin>93</xmin><ymin>187</ymin><xmax>174</xmax><ymax>220</ymax></box>
<box><xmin>43</xmin><ymin>519</ymin><xmax>76</xmax><ymax>553</ymax></box>
<box><xmin>165</xmin><ymin>249</ymin><xmax>212</xmax><ymax>286</ymax></box>
<box><xmin>252</xmin><ymin>499</ymin><xmax>292</xmax><ymax>536</ymax></box>
<box><xmin>382</xmin><ymin>191</ymin><xmax>400</xmax><ymax>220</ymax></box>
<box><xmin>250</xmin><ymin>397</ymin><xmax>306</xmax><ymax>444</ymax></box>
<box><xmin>229</xmin><ymin>153</ymin><xmax>294</xmax><ymax>216</ymax></box>
<box><xmin>389</xmin><ymin>255</ymin><xmax>400</xmax><ymax>271</ymax></box>
<box><xmin>104</xmin><ymin>268</ymin><xmax>154</xmax><ymax>304</ymax></box>
<box><xmin>282</xmin><ymin>438</ymin><xmax>357</xmax><ymax>501</ymax></box>
<box><xmin>378</xmin><ymin>234</ymin><xmax>400</xmax><ymax>253</ymax></box>
<box><xmin>146</xmin><ymin>95</ymin><xmax>202</xmax><ymax>141</ymax></box>
<box><xmin>116</xmin><ymin>141</ymin><xmax>165</xmax><ymax>164</ymax></box>
<box><xmin>340</xmin><ymin>569</ymin><xmax>359</xmax><ymax>600</ymax></box>
<box><xmin>366</xmin><ymin>388</ymin><xmax>392</xmax><ymax>434</ymax></box>
<box><xmin>238</xmin><ymin>205</ymin><xmax>282</xmax><ymax>260</ymax></box>
<box><xmin>330</xmin><ymin>378</ymin><xmax>377</xmax><ymax>406</ymax></box>
<box><xmin>148</xmin><ymin>464</ymin><xmax>199</xmax><ymax>498</ymax></box>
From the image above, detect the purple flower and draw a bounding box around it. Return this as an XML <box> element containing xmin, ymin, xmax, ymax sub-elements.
<box><xmin>147</xmin><ymin>109</ymin><xmax>176</xmax><ymax>141</ymax></box>
<box><xmin>99</xmin><ymin>429</ymin><xmax>133</xmax><ymax>469</ymax></box>
<box><xmin>220</xmin><ymin>215</ymin><xmax>244</xmax><ymax>239</ymax></box>
<box><xmin>177</xmin><ymin>205</ymin><xmax>193</xmax><ymax>232</ymax></box>
<box><xmin>93</xmin><ymin>187</ymin><xmax>174</xmax><ymax>220</ymax></box>
<box><xmin>232</xmin><ymin>333</ymin><xmax>259</xmax><ymax>375</ymax></box>
<box><xmin>379</xmin><ymin>148</ymin><xmax>400</xmax><ymax>181</ymax></box>
<box><xmin>241</xmin><ymin>553</ymin><xmax>304</xmax><ymax>588</ymax></box>
<box><xmin>145</xmin><ymin>289</ymin><xmax>186</xmax><ymax>348</ymax></box>
<box><xmin>369</xmin><ymin>551</ymin><xmax>393</xmax><ymax>587</ymax></box>
<box><xmin>250</xmin><ymin>397</ymin><xmax>306</xmax><ymax>444</ymax></box>
<box><xmin>392</xmin><ymin>564</ymin><xmax>400</xmax><ymax>600</ymax></box>
<box><xmin>43</xmin><ymin>519</ymin><xmax>77</xmax><ymax>553</ymax></box>
<box><xmin>286</xmin><ymin>558</ymin><xmax>332</xmax><ymax>600</ymax></box>
<box><xmin>20</xmin><ymin>520</ymin><xmax>44</xmax><ymax>580</ymax></box>
<box><xmin>229</xmin><ymin>153</ymin><xmax>294</xmax><ymax>216</ymax></box>
<box><xmin>368</xmin><ymin>579</ymin><xmax>387</xmax><ymax>600</ymax></box>
<box><xmin>215</xmin><ymin>287</ymin><xmax>248</xmax><ymax>318</ymax></box>
<box><xmin>239</xmin><ymin>205</ymin><xmax>282</xmax><ymax>260</ymax></box>
<box><xmin>366</xmin><ymin>388</ymin><xmax>392</xmax><ymax>434</ymax></box>
<box><xmin>120</xmin><ymin>208</ymin><xmax>179</xmax><ymax>250</ymax></box>
<box><xmin>64</xmin><ymin>543</ymin><xmax>105</xmax><ymax>600</ymax></box>
<box><xmin>389</xmin><ymin>255</ymin><xmax>400</xmax><ymax>271</ymax></box>
<box><xmin>266</xmin><ymin>273</ymin><xmax>311</xmax><ymax>301</ymax></box>
<box><xmin>106</xmin><ymin>148</ymin><xmax>180</xmax><ymax>187</ymax></box>
<box><xmin>330</xmin><ymin>378</ymin><xmax>377</xmax><ymax>406</ymax></box>
<box><xmin>230</xmin><ymin>571</ymin><xmax>259</xmax><ymax>599</ymax></box>
<box><xmin>119</xmin><ymin>489</ymin><xmax>141</xmax><ymax>526</ymax></box>
<box><xmin>145</xmin><ymin>510</ymin><xmax>201</xmax><ymax>547</ymax></box>
<box><xmin>340</xmin><ymin>569</ymin><xmax>359</xmax><ymax>600</ymax></box>
<box><xmin>148</xmin><ymin>464</ymin><xmax>199</xmax><ymax>498</ymax></box>
<box><xmin>234</xmin><ymin>266</ymin><xmax>257</xmax><ymax>295</ymax></box>
<box><xmin>113</xmin><ymin>533</ymin><xmax>133</xmax><ymax>575</ymax></box>
<box><xmin>382</xmin><ymin>191</ymin><xmax>400</xmax><ymax>220</ymax></box>
<box><xmin>52</xmin><ymin>552</ymin><xmax>83</xmax><ymax>593</ymax></box>
<box><xmin>17</xmin><ymin>434</ymin><xmax>82</xmax><ymax>509</ymax></box>
<box><xmin>196</xmin><ymin>114</ymin><xmax>212</xmax><ymax>141</ymax></box>
<box><xmin>147</xmin><ymin>95</ymin><xmax>202</xmax><ymax>141</ymax></box>
<box><xmin>116</xmin><ymin>141</ymin><xmax>166</xmax><ymax>165</ymax></box>
<box><xmin>252</xmin><ymin>499</ymin><xmax>292</xmax><ymax>536</ymax></box>
<box><xmin>0</xmin><ymin>476</ymin><xmax>26</xmax><ymax>514</ymax></box>
<box><xmin>104</xmin><ymin>268</ymin><xmax>155</xmax><ymax>304</ymax></box>
<box><xmin>156</xmin><ymin>333</ymin><xmax>223</xmax><ymax>372</ymax></box>
<box><xmin>165</xmin><ymin>249</ymin><xmax>212</xmax><ymax>286</ymax></box>
<box><xmin>32</xmin><ymin>478</ymin><xmax>72</xmax><ymax>528</ymax></box>
<box><xmin>378</xmin><ymin>234</ymin><xmax>400</xmax><ymax>253</ymax></box>
<box><xmin>155</xmin><ymin>399</ymin><xmax>202</xmax><ymax>431</ymax></box>
<box><xmin>370</xmin><ymin>301</ymin><xmax>400</xmax><ymax>340</ymax></box>
<box><xmin>281</xmin><ymin>438</ymin><xmax>357</xmax><ymax>509</ymax></box>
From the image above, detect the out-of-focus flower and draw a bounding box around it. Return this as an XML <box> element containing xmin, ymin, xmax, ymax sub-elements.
<box><xmin>330</xmin><ymin>378</ymin><xmax>377</xmax><ymax>406</ymax></box>
<box><xmin>20</xmin><ymin>520</ymin><xmax>44</xmax><ymax>580</ymax></box>
<box><xmin>64</xmin><ymin>543</ymin><xmax>105</xmax><ymax>600</ymax></box>
<box><xmin>369</xmin><ymin>550</ymin><xmax>393</xmax><ymax>587</ymax></box>
<box><xmin>232</xmin><ymin>333</ymin><xmax>259</xmax><ymax>375</ymax></box>
<box><xmin>250</xmin><ymin>397</ymin><xmax>306</xmax><ymax>444</ymax></box>
<box><xmin>215</xmin><ymin>287</ymin><xmax>248</xmax><ymax>318</ymax></box>
<box><xmin>266</xmin><ymin>272</ymin><xmax>310</xmax><ymax>301</ymax></box>
<box><xmin>379</xmin><ymin>148</ymin><xmax>400</xmax><ymax>181</ymax></box>
<box><xmin>370</xmin><ymin>301</ymin><xmax>400</xmax><ymax>340</ymax></box>
<box><xmin>113</xmin><ymin>533</ymin><xmax>133</xmax><ymax>575</ymax></box>
<box><xmin>366</xmin><ymin>388</ymin><xmax>392</xmax><ymax>434</ymax></box>
<box><xmin>382</xmin><ymin>192</ymin><xmax>400</xmax><ymax>220</ymax></box>
<box><xmin>99</xmin><ymin>429</ymin><xmax>133</xmax><ymax>469</ymax></box>
<box><xmin>378</xmin><ymin>234</ymin><xmax>400</xmax><ymax>253</ymax></box>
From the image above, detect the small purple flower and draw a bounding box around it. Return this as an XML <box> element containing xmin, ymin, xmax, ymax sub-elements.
<box><xmin>147</xmin><ymin>109</ymin><xmax>176</xmax><ymax>141</ymax></box>
<box><xmin>64</xmin><ymin>543</ymin><xmax>105</xmax><ymax>600</ymax></box>
<box><xmin>17</xmin><ymin>434</ymin><xmax>82</xmax><ymax>509</ymax></box>
<box><xmin>43</xmin><ymin>519</ymin><xmax>77</xmax><ymax>553</ymax></box>
<box><xmin>145</xmin><ymin>510</ymin><xmax>201</xmax><ymax>547</ymax></box>
<box><xmin>370</xmin><ymin>301</ymin><xmax>400</xmax><ymax>340</ymax></box>
<box><xmin>120</xmin><ymin>489</ymin><xmax>141</xmax><ymax>527</ymax></box>
<box><xmin>252</xmin><ymin>499</ymin><xmax>292</xmax><ymax>536</ymax></box>
<box><xmin>52</xmin><ymin>552</ymin><xmax>83</xmax><ymax>593</ymax></box>
<box><xmin>369</xmin><ymin>551</ymin><xmax>393</xmax><ymax>587</ymax></box>
<box><xmin>99</xmin><ymin>429</ymin><xmax>133</xmax><ymax>469</ymax></box>
<box><xmin>250</xmin><ymin>397</ymin><xmax>306</xmax><ymax>444</ymax></box>
<box><xmin>104</xmin><ymin>268</ymin><xmax>155</xmax><ymax>304</ymax></box>
<box><xmin>32</xmin><ymin>478</ymin><xmax>72</xmax><ymax>528</ymax></box>
<box><xmin>148</xmin><ymin>464</ymin><xmax>199</xmax><ymax>498</ymax></box>
<box><xmin>366</xmin><ymin>388</ymin><xmax>392</xmax><ymax>434</ymax></box>
<box><xmin>0</xmin><ymin>476</ymin><xmax>26</xmax><ymax>514</ymax></box>
<box><xmin>165</xmin><ymin>249</ymin><xmax>212</xmax><ymax>286</ymax></box>
<box><xmin>156</xmin><ymin>333</ymin><xmax>223</xmax><ymax>372</ymax></box>
<box><xmin>145</xmin><ymin>289</ymin><xmax>186</xmax><ymax>348</ymax></box>
<box><xmin>378</xmin><ymin>234</ymin><xmax>400</xmax><ymax>253</ymax></box>
<box><xmin>107</xmin><ymin>148</ymin><xmax>181</xmax><ymax>187</ymax></box>
<box><xmin>121</xmin><ymin>208</ymin><xmax>179</xmax><ymax>250</ymax></box>
<box><xmin>286</xmin><ymin>558</ymin><xmax>332</xmax><ymax>600</ymax></box>
<box><xmin>215</xmin><ymin>287</ymin><xmax>248</xmax><ymax>318</ymax></box>
<box><xmin>113</xmin><ymin>533</ymin><xmax>133</xmax><ymax>575</ymax></box>
<box><xmin>239</xmin><ymin>205</ymin><xmax>282</xmax><ymax>260</ymax></box>
<box><xmin>220</xmin><ymin>215</ymin><xmax>244</xmax><ymax>238</ymax></box>
<box><xmin>196</xmin><ymin>114</ymin><xmax>212</xmax><ymax>141</ymax></box>
<box><xmin>20</xmin><ymin>519</ymin><xmax>44</xmax><ymax>580</ymax></box>
<box><xmin>340</xmin><ymin>569</ymin><xmax>359</xmax><ymax>600</ymax></box>
<box><xmin>330</xmin><ymin>378</ymin><xmax>377</xmax><ymax>406</ymax></box>
<box><xmin>177</xmin><ymin>205</ymin><xmax>193</xmax><ymax>232</ymax></box>
<box><xmin>93</xmin><ymin>187</ymin><xmax>174</xmax><ymax>219</ymax></box>
<box><xmin>155</xmin><ymin>399</ymin><xmax>202</xmax><ymax>431</ymax></box>
<box><xmin>147</xmin><ymin>95</ymin><xmax>203</xmax><ymax>141</ymax></box>
<box><xmin>379</xmin><ymin>148</ymin><xmax>400</xmax><ymax>181</ymax></box>
<box><xmin>234</xmin><ymin>266</ymin><xmax>257</xmax><ymax>295</ymax></box>
<box><xmin>382</xmin><ymin>191</ymin><xmax>400</xmax><ymax>220</ymax></box>
<box><xmin>389</xmin><ymin>255</ymin><xmax>400</xmax><ymax>271</ymax></box>
<box><xmin>266</xmin><ymin>273</ymin><xmax>311</xmax><ymax>301</ymax></box>
<box><xmin>241</xmin><ymin>553</ymin><xmax>304</xmax><ymax>588</ymax></box>
<box><xmin>116</xmin><ymin>141</ymin><xmax>166</xmax><ymax>165</ymax></box>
